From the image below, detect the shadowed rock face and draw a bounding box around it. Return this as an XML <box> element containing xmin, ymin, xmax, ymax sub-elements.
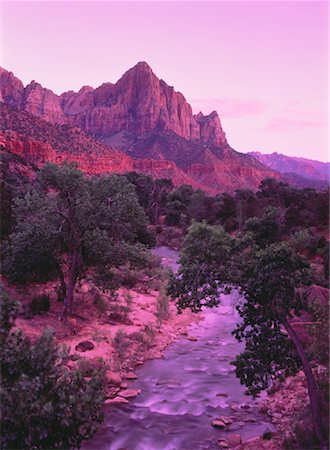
<box><xmin>0</xmin><ymin>63</ymin><xmax>283</xmax><ymax>192</ymax></box>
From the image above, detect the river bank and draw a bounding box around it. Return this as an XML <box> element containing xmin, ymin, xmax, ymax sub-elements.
<box><xmin>82</xmin><ymin>291</ymin><xmax>279</xmax><ymax>450</ymax></box>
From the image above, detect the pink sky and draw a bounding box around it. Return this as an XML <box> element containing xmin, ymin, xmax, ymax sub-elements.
<box><xmin>1</xmin><ymin>1</ymin><xmax>328</xmax><ymax>161</ymax></box>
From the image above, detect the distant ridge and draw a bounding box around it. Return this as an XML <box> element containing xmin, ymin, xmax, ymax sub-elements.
<box><xmin>249</xmin><ymin>151</ymin><xmax>329</xmax><ymax>183</ymax></box>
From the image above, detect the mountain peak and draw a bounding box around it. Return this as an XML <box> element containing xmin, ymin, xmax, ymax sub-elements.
<box><xmin>132</xmin><ymin>61</ymin><xmax>153</xmax><ymax>72</ymax></box>
<box><xmin>121</xmin><ymin>61</ymin><xmax>156</xmax><ymax>81</ymax></box>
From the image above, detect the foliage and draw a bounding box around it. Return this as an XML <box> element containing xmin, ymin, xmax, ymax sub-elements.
<box><xmin>167</xmin><ymin>221</ymin><xmax>233</xmax><ymax>312</ymax></box>
<box><xmin>78</xmin><ymin>357</ymin><xmax>107</xmax><ymax>377</ymax></box>
<box><xmin>244</xmin><ymin>206</ymin><xmax>282</xmax><ymax>247</ymax></box>
<box><xmin>306</xmin><ymin>299</ymin><xmax>329</xmax><ymax>365</ymax></box>
<box><xmin>2</xmin><ymin>163</ymin><xmax>152</xmax><ymax>314</ymax></box>
<box><xmin>0</xmin><ymin>287</ymin><xmax>105</xmax><ymax>449</ymax></box>
<box><xmin>156</xmin><ymin>289</ymin><xmax>171</xmax><ymax>324</ymax></box>
<box><xmin>112</xmin><ymin>329</ymin><xmax>131</xmax><ymax>370</ymax></box>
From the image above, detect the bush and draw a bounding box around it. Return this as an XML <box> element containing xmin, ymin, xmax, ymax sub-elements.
<box><xmin>78</xmin><ymin>357</ymin><xmax>107</xmax><ymax>377</ymax></box>
<box><xmin>156</xmin><ymin>290</ymin><xmax>170</xmax><ymax>324</ymax></box>
<box><xmin>93</xmin><ymin>289</ymin><xmax>110</xmax><ymax>318</ymax></box>
<box><xmin>112</xmin><ymin>329</ymin><xmax>131</xmax><ymax>370</ymax></box>
<box><xmin>143</xmin><ymin>322</ymin><xmax>156</xmax><ymax>347</ymax></box>
<box><xmin>29</xmin><ymin>294</ymin><xmax>50</xmax><ymax>315</ymax></box>
<box><xmin>1</xmin><ymin>286</ymin><xmax>106</xmax><ymax>450</ymax></box>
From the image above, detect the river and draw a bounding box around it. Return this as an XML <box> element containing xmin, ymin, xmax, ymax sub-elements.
<box><xmin>83</xmin><ymin>246</ymin><xmax>272</xmax><ymax>450</ymax></box>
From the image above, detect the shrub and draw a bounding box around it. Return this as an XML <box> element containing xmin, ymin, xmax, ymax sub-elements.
<box><xmin>112</xmin><ymin>329</ymin><xmax>131</xmax><ymax>370</ymax></box>
<box><xmin>92</xmin><ymin>289</ymin><xmax>109</xmax><ymax>318</ymax></box>
<box><xmin>1</xmin><ymin>286</ymin><xmax>105</xmax><ymax>450</ymax></box>
<box><xmin>78</xmin><ymin>357</ymin><xmax>107</xmax><ymax>377</ymax></box>
<box><xmin>306</xmin><ymin>298</ymin><xmax>329</xmax><ymax>365</ymax></box>
<box><xmin>156</xmin><ymin>289</ymin><xmax>170</xmax><ymax>325</ymax></box>
<box><xmin>29</xmin><ymin>294</ymin><xmax>50</xmax><ymax>315</ymax></box>
<box><xmin>143</xmin><ymin>322</ymin><xmax>156</xmax><ymax>347</ymax></box>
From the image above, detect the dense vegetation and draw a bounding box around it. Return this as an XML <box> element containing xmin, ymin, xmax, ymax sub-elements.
<box><xmin>2</xmin><ymin>163</ymin><xmax>155</xmax><ymax>314</ymax></box>
<box><xmin>0</xmin><ymin>286</ymin><xmax>105</xmax><ymax>449</ymax></box>
<box><xmin>0</xmin><ymin>160</ymin><xmax>328</xmax><ymax>449</ymax></box>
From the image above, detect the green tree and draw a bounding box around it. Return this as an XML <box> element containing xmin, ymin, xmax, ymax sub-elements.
<box><xmin>2</xmin><ymin>163</ymin><xmax>151</xmax><ymax>315</ymax></box>
<box><xmin>168</xmin><ymin>224</ymin><xmax>328</xmax><ymax>449</ymax></box>
<box><xmin>0</xmin><ymin>285</ymin><xmax>105</xmax><ymax>449</ymax></box>
<box><xmin>167</xmin><ymin>221</ymin><xmax>233</xmax><ymax>313</ymax></box>
<box><xmin>244</xmin><ymin>206</ymin><xmax>282</xmax><ymax>247</ymax></box>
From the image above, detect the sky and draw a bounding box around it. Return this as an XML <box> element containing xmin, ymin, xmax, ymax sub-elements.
<box><xmin>1</xmin><ymin>1</ymin><xmax>328</xmax><ymax>161</ymax></box>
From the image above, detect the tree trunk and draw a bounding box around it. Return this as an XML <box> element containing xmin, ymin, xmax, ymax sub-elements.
<box><xmin>63</xmin><ymin>247</ymin><xmax>80</xmax><ymax>316</ymax></box>
<box><xmin>283</xmin><ymin>319</ymin><xmax>328</xmax><ymax>450</ymax></box>
<box><xmin>57</xmin><ymin>268</ymin><xmax>67</xmax><ymax>301</ymax></box>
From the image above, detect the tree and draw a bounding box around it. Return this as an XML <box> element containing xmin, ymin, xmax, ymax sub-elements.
<box><xmin>150</xmin><ymin>178</ymin><xmax>174</xmax><ymax>225</ymax></box>
<box><xmin>168</xmin><ymin>224</ymin><xmax>328</xmax><ymax>449</ymax></box>
<box><xmin>0</xmin><ymin>285</ymin><xmax>105</xmax><ymax>449</ymax></box>
<box><xmin>244</xmin><ymin>206</ymin><xmax>282</xmax><ymax>247</ymax></box>
<box><xmin>2</xmin><ymin>163</ymin><xmax>152</xmax><ymax>315</ymax></box>
<box><xmin>167</xmin><ymin>221</ymin><xmax>233</xmax><ymax>313</ymax></box>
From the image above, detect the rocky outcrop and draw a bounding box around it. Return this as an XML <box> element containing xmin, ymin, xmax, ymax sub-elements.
<box><xmin>0</xmin><ymin>62</ymin><xmax>227</xmax><ymax>146</ymax></box>
<box><xmin>195</xmin><ymin>111</ymin><xmax>227</xmax><ymax>146</ymax></box>
<box><xmin>0</xmin><ymin>104</ymin><xmax>133</xmax><ymax>175</ymax></box>
<box><xmin>0</xmin><ymin>67</ymin><xmax>24</xmax><ymax>106</ymax></box>
<box><xmin>22</xmin><ymin>81</ymin><xmax>66</xmax><ymax>124</ymax></box>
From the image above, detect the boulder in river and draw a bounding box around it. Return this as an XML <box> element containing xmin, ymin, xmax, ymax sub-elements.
<box><xmin>187</xmin><ymin>335</ymin><xmax>198</xmax><ymax>341</ymax></box>
<box><xmin>212</xmin><ymin>420</ymin><xmax>226</xmax><ymax>429</ymax></box>
<box><xmin>217</xmin><ymin>416</ymin><xmax>233</xmax><ymax>425</ymax></box>
<box><xmin>124</xmin><ymin>372</ymin><xmax>138</xmax><ymax>380</ymax></box>
<box><xmin>105</xmin><ymin>397</ymin><xmax>129</xmax><ymax>405</ymax></box>
<box><xmin>119</xmin><ymin>389</ymin><xmax>141</xmax><ymax>399</ymax></box>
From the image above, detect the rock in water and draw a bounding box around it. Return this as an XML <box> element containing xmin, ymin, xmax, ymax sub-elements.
<box><xmin>119</xmin><ymin>389</ymin><xmax>141</xmax><ymax>399</ymax></box>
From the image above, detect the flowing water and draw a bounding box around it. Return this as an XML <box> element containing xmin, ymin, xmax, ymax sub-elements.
<box><xmin>83</xmin><ymin>247</ymin><xmax>272</xmax><ymax>450</ymax></box>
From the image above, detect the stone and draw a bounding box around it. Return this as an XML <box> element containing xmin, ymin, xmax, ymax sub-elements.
<box><xmin>217</xmin><ymin>416</ymin><xmax>233</xmax><ymax>425</ymax></box>
<box><xmin>230</xmin><ymin>404</ymin><xmax>240</xmax><ymax>412</ymax></box>
<box><xmin>106</xmin><ymin>371</ymin><xmax>122</xmax><ymax>386</ymax></box>
<box><xmin>227</xmin><ymin>434</ymin><xmax>241</xmax><ymax>446</ymax></box>
<box><xmin>105</xmin><ymin>396</ymin><xmax>129</xmax><ymax>405</ymax></box>
<box><xmin>124</xmin><ymin>372</ymin><xmax>138</xmax><ymax>380</ymax></box>
<box><xmin>75</xmin><ymin>340</ymin><xmax>94</xmax><ymax>352</ymax></box>
<box><xmin>217</xmin><ymin>440</ymin><xmax>229</xmax><ymax>448</ymax></box>
<box><xmin>123</xmin><ymin>372</ymin><xmax>137</xmax><ymax>380</ymax></box>
<box><xmin>212</xmin><ymin>420</ymin><xmax>226</xmax><ymax>429</ymax></box>
<box><xmin>187</xmin><ymin>335</ymin><xmax>198</xmax><ymax>341</ymax></box>
<box><xmin>119</xmin><ymin>389</ymin><xmax>141</xmax><ymax>399</ymax></box>
<box><xmin>272</xmin><ymin>412</ymin><xmax>283</xmax><ymax>419</ymax></box>
<box><xmin>240</xmin><ymin>404</ymin><xmax>251</xmax><ymax>409</ymax></box>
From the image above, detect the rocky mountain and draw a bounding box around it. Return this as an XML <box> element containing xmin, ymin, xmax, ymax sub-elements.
<box><xmin>249</xmin><ymin>151</ymin><xmax>329</xmax><ymax>183</ymax></box>
<box><xmin>3</xmin><ymin>63</ymin><xmax>322</xmax><ymax>193</ymax></box>
<box><xmin>0</xmin><ymin>63</ymin><xmax>227</xmax><ymax>145</ymax></box>
<box><xmin>0</xmin><ymin>103</ymin><xmax>133</xmax><ymax>174</ymax></box>
<box><xmin>0</xmin><ymin>103</ymin><xmax>208</xmax><ymax>191</ymax></box>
